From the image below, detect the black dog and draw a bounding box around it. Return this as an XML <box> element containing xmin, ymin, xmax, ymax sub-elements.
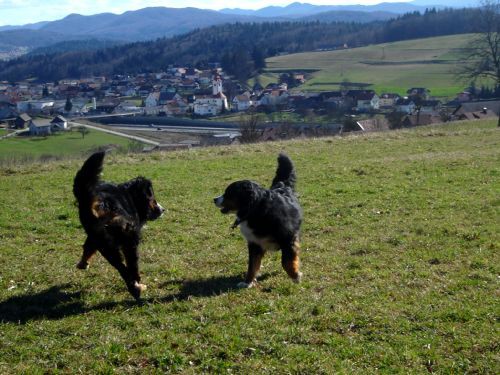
<box><xmin>214</xmin><ymin>154</ymin><xmax>303</xmax><ymax>288</ymax></box>
<box><xmin>73</xmin><ymin>151</ymin><xmax>164</xmax><ymax>299</ymax></box>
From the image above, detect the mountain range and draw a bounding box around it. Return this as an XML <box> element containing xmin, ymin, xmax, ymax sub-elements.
<box><xmin>0</xmin><ymin>1</ymin><xmax>481</xmax><ymax>59</ymax></box>
<box><xmin>220</xmin><ymin>1</ymin><xmax>479</xmax><ymax>17</ymax></box>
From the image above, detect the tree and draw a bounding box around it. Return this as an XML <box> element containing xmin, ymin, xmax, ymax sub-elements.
<box><xmin>387</xmin><ymin>111</ymin><xmax>406</xmax><ymax>129</ymax></box>
<box><xmin>239</xmin><ymin>113</ymin><xmax>262</xmax><ymax>143</ymax></box>
<box><xmin>65</xmin><ymin>97</ymin><xmax>73</xmax><ymax>113</ymax></box>
<box><xmin>457</xmin><ymin>0</ymin><xmax>500</xmax><ymax>126</ymax></box>
<box><xmin>77</xmin><ymin>126</ymin><xmax>89</xmax><ymax>139</ymax></box>
<box><xmin>342</xmin><ymin>115</ymin><xmax>360</xmax><ymax>132</ymax></box>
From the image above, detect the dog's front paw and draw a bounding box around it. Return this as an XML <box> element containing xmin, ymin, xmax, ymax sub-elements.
<box><xmin>129</xmin><ymin>281</ymin><xmax>147</xmax><ymax>300</ymax></box>
<box><xmin>292</xmin><ymin>272</ymin><xmax>303</xmax><ymax>284</ymax></box>
<box><xmin>237</xmin><ymin>281</ymin><xmax>255</xmax><ymax>289</ymax></box>
<box><xmin>135</xmin><ymin>282</ymin><xmax>147</xmax><ymax>292</ymax></box>
<box><xmin>76</xmin><ymin>260</ymin><xmax>89</xmax><ymax>270</ymax></box>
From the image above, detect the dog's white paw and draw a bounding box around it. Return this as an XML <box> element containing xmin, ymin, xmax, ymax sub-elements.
<box><xmin>134</xmin><ymin>282</ymin><xmax>147</xmax><ymax>292</ymax></box>
<box><xmin>237</xmin><ymin>281</ymin><xmax>255</xmax><ymax>289</ymax></box>
<box><xmin>293</xmin><ymin>272</ymin><xmax>303</xmax><ymax>283</ymax></box>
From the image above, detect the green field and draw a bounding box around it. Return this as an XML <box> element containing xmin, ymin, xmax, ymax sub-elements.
<box><xmin>0</xmin><ymin>119</ymin><xmax>498</xmax><ymax>373</ymax></box>
<box><xmin>263</xmin><ymin>34</ymin><xmax>485</xmax><ymax>98</ymax></box>
<box><xmin>0</xmin><ymin>129</ymin><xmax>136</xmax><ymax>165</ymax></box>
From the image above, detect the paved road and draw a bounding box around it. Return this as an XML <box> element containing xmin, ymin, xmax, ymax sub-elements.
<box><xmin>107</xmin><ymin>123</ymin><xmax>240</xmax><ymax>135</ymax></box>
<box><xmin>69</xmin><ymin>121</ymin><xmax>160</xmax><ymax>146</ymax></box>
<box><xmin>0</xmin><ymin>128</ymin><xmax>27</xmax><ymax>140</ymax></box>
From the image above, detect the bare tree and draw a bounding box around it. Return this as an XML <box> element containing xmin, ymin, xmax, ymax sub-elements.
<box><xmin>238</xmin><ymin>112</ymin><xmax>262</xmax><ymax>143</ymax></box>
<box><xmin>77</xmin><ymin>126</ymin><xmax>90</xmax><ymax>139</ymax></box>
<box><xmin>457</xmin><ymin>0</ymin><xmax>500</xmax><ymax>126</ymax></box>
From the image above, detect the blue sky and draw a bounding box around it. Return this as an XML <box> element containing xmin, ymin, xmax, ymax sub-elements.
<box><xmin>0</xmin><ymin>0</ymin><xmax>415</xmax><ymax>26</ymax></box>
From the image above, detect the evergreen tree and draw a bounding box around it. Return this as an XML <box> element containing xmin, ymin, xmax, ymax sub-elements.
<box><xmin>65</xmin><ymin>97</ymin><xmax>73</xmax><ymax>112</ymax></box>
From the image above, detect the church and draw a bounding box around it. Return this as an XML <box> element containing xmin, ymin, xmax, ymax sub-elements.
<box><xmin>193</xmin><ymin>75</ymin><xmax>228</xmax><ymax>116</ymax></box>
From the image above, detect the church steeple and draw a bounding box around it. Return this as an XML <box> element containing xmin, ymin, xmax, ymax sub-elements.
<box><xmin>212</xmin><ymin>75</ymin><xmax>223</xmax><ymax>96</ymax></box>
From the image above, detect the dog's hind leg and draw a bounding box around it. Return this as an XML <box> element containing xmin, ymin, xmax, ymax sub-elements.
<box><xmin>77</xmin><ymin>237</ymin><xmax>97</xmax><ymax>270</ymax></box>
<box><xmin>238</xmin><ymin>242</ymin><xmax>265</xmax><ymax>288</ymax></box>
<box><xmin>281</xmin><ymin>239</ymin><xmax>302</xmax><ymax>283</ymax></box>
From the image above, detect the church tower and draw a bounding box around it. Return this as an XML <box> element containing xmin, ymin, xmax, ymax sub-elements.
<box><xmin>212</xmin><ymin>75</ymin><xmax>223</xmax><ymax>96</ymax></box>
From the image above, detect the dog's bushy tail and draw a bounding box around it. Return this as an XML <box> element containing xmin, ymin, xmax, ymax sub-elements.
<box><xmin>271</xmin><ymin>153</ymin><xmax>296</xmax><ymax>191</ymax></box>
<box><xmin>73</xmin><ymin>151</ymin><xmax>105</xmax><ymax>201</ymax></box>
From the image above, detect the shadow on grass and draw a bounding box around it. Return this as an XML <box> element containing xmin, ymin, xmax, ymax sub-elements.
<box><xmin>156</xmin><ymin>272</ymin><xmax>276</xmax><ymax>301</ymax></box>
<box><xmin>0</xmin><ymin>284</ymin><xmax>84</xmax><ymax>324</ymax></box>
<box><xmin>0</xmin><ymin>273</ymin><xmax>277</xmax><ymax>324</ymax></box>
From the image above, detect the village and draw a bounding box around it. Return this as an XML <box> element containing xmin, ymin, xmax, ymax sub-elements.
<box><xmin>1</xmin><ymin>66</ymin><xmax>499</xmax><ymax>140</ymax></box>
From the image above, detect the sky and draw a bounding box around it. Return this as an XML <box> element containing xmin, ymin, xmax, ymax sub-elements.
<box><xmin>0</xmin><ymin>0</ymin><xmax>415</xmax><ymax>26</ymax></box>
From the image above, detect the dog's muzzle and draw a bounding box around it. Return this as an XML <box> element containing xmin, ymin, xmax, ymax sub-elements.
<box><xmin>213</xmin><ymin>195</ymin><xmax>224</xmax><ymax>208</ymax></box>
<box><xmin>157</xmin><ymin>203</ymin><xmax>165</xmax><ymax>217</ymax></box>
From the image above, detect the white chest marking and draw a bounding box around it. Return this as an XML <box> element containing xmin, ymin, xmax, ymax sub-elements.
<box><xmin>239</xmin><ymin>221</ymin><xmax>280</xmax><ymax>251</ymax></box>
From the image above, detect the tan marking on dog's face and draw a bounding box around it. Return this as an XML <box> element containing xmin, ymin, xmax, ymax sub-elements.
<box><xmin>91</xmin><ymin>199</ymin><xmax>106</xmax><ymax>218</ymax></box>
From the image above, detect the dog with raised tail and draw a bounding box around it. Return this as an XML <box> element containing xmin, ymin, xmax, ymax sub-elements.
<box><xmin>73</xmin><ymin>151</ymin><xmax>164</xmax><ymax>300</ymax></box>
<box><xmin>214</xmin><ymin>153</ymin><xmax>303</xmax><ymax>288</ymax></box>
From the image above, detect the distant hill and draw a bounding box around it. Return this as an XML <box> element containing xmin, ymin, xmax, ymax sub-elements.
<box><xmin>301</xmin><ymin>10</ymin><xmax>398</xmax><ymax>23</ymax></box>
<box><xmin>220</xmin><ymin>2</ymin><xmax>437</xmax><ymax>18</ymax></box>
<box><xmin>28</xmin><ymin>39</ymin><xmax>125</xmax><ymax>56</ymax></box>
<box><xmin>409</xmin><ymin>0</ymin><xmax>479</xmax><ymax>6</ymax></box>
<box><xmin>0</xmin><ymin>21</ymin><xmax>49</xmax><ymax>32</ymax></box>
<box><xmin>37</xmin><ymin>7</ymin><xmax>271</xmax><ymax>41</ymax></box>
<box><xmin>0</xmin><ymin>7</ymin><xmax>274</xmax><ymax>59</ymax></box>
<box><xmin>0</xmin><ymin>29</ymin><xmax>92</xmax><ymax>51</ymax></box>
<box><xmin>263</xmin><ymin>34</ymin><xmax>474</xmax><ymax>98</ymax></box>
<box><xmin>0</xmin><ymin>7</ymin><xmax>482</xmax><ymax>82</ymax></box>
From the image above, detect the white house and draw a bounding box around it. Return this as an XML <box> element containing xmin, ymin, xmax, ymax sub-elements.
<box><xmin>356</xmin><ymin>92</ymin><xmax>379</xmax><ymax>111</ymax></box>
<box><xmin>50</xmin><ymin>115</ymin><xmax>68</xmax><ymax>131</ymax></box>
<box><xmin>395</xmin><ymin>98</ymin><xmax>416</xmax><ymax>114</ymax></box>
<box><xmin>29</xmin><ymin>119</ymin><xmax>52</xmax><ymax>136</ymax></box>
<box><xmin>232</xmin><ymin>94</ymin><xmax>253</xmax><ymax>111</ymax></box>
<box><xmin>259</xmin><ymin>90</ymin><xmax>289</xmax><ymax>107</ymax></box>
<box><xmin>379</xmin><ymin>93</ymin><xmax>400</xmax><ymax>108</ymax></box>
<box><xmin>145</xmin><ymin>92</ymin><xmax>160</xmax><ymax>107</ymax></box>
<box><xmin>193</xmin><ymin>103</ymin><xmax>219</xmax><ymax>116</ymax></box>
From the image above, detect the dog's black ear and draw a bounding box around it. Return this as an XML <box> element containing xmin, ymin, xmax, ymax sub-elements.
<box><xmin>235</xmin><ymin>182</ymin><xmax>261</xmax><ymax>218</ymax></box>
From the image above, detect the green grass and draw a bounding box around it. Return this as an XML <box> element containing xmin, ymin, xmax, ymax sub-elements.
<box><xmin>0</xmin><ymin>119</ymin><xmax>499</xmax><ymax>373</ymax></box>
<box><xmin>0</xmin><ymin>129</ymin><xmax>136</xmax><ymax>164</ymax></box>
<box><xmin>262</xmin><ymin>34</ymin><xmax>493</xmax><ymax>98</ymax></box>
<box><xmin>215</xmin><ymin>111</ymin><xmax>306</xmax><ymax>124</ymax></box>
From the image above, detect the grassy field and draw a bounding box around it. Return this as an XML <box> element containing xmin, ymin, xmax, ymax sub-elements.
<box><xmin>0</xmin><ymin>119</ymin><xmax>498</xmax><ymax>373</ymax></box>
<box><xmin>263</xmin><ymin>34</ymin><xmax>490</xmax><ymax>98</ymax></box>
<box><xmin>215</xmin><ymin>111</ymin><xmax>306</xmax><ymax>124</ymax></box>
<box><xmin>0</xmin><ymin>129</ymin><xmax>136</xmax><ymax>165</ymax></box>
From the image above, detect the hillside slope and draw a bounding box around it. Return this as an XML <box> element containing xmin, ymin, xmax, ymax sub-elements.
<box><xmin>0</xmin><ymin>119</ymin><xmax>498</xmax><ymax>373</ymax></box>
<box><xmin>264</xmin><ymin>34</ymin><xmax>476</xmax><ymax>97</ymax></box>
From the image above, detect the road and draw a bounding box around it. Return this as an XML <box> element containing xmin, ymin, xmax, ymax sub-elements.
<box><xmin>69</xmin><ymin>121</ymin><xmax>160</xmax><ymax>146</ymax></box>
